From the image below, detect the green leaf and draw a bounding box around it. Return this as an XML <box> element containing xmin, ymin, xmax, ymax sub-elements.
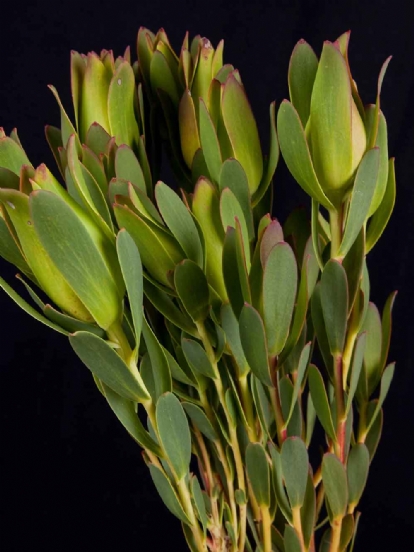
<box><xmin>199</xmin><ymin>98</ymin><xmax>222</xmax><ymax>184</ymax></box>
<box><xmin>182</xmin><ymin>338</ymin><xmax>216</xmax><ymax>379</ymax></box>
<box><xmin>320</xmin><ymin>259</ymin><xmax>348</xmax><ymax>355</ymax></box>
<box><xmin>67</xmin><ymin>137</ymin><xmax>114</xmax><ymax>237</ymax></box>
<box><xmin>246</xmin><ymin>443</ymin><xmax>270</xmax><ymax>507</ymax></box>
<box><xmin>277</xmin><ymin>101</ymin><xmax>333</xmax><ymax>210</ymax></box>
<box><xmin>174</xmin><ymin>260</ymin><xmax>210</xmax><ymax>322</ymax></box>
<box><xmin>311</xmin><ymin>200</ymin><xmax>325</xmax><ymax>271</ymax></box>
<box><xmin>222</xmin><ymin>225</ymin><xmax>251</xmax><ymax>317</ymax></box>
<box><xmin>342</xmin><ymin>227</ymin><xmax>365</xmax><ymax>313</ymax></box>
<box><xmin>0</xmin><ymin>274</ymin><xmax>68</xmax><ymax>335</ymax></box>
<box><xmin>149</xmin><ymin>464</ymin><xmax>190</xmax><ymax>524</ymax></box>
<box><xmin>310</xmin><ymin>42</ymin><xmax>353</xmax><ymax>194</ymax></box>
<box><xmin>269</xmin><ymin>443</ymin><xmax>292</xmax><ymax>523</ymax></box>
<box><xmin>338</xmin><ymin>148</ymin><xmax>380</xmax><ymax>258</ymax></box>
<box><xmin>0</xmin><ymin>166</ymin><xmax>20</xmax><ymax>189</ymax></box>
<box><xmin>220</xmin><ymin>187</ymin><xmax>251</xmax><ymax>267</ymax></box>
<box><xmin>311</xmin><ymin>284</ymin><xmax>333</xmax><ymax>376</ymax></box>
<box><xmin>222</xmin><ymin>74</ymin><xmax>263</xmax><ymax>194</ymax></box>
<box><xmin>192</xmin><ymin>178</ymin><xmax>226</xmax><ymax>300</ymax></box>
<box><xmin>263</xmin><ymin>242</ymin><xmax>298</xmax><ymax>356</ymax></box>
<box><xmin>179</xmin><ymin>89</ymin><xmax>200</xmax><ymax>169</ymax></box>
<box><xmin>284</xmin><ymin>342</ymin><xmax>311</xmax><ymax>428</ymax></box>
<box><xmin>366</xmin><ymin>108</ymin><xmax>389</xmax><ymax>217</ymax></box>
<box><xmin>322</xmin><ymin>453</ymin><xmax>348</xmax><ymax>520</ymax></box>
<box><xmin>0</xmin><ymin>217</ymin><xmax>31</xmax><ymax>275</ymax></box>
<box><xmin>251</xmin><ymin>376</ymin><xmax>272</xmax><ymax>438</ymax></box>
<box><xmin>366</xmin><ymin>158</ymin><xmax>396</xmax><ymax>253</ymax></box>
<box><xmin>108</xmin><ymin>61</ymin><xmax>140</xmax><ymax>147</ymax></box>
<box><xmin>114</xmin><ymin>204</ymin><xmax>184</xmax><ymax>288</ymax></box>
<box><xmin>191</xmin><ymin>476</ymin><xmax>208</xmax><ymax>530</ymax></box>
<box><xmin>219</xmin><ymin>158</ymin><xmax>254</xmax><ymax>240</ymax></box>
<box><xmin>30</xmin><ymin>190</ymin><xmax>121</xmax><ymax>330</ymax></box>
<box><xmin>308</xmin><ymin>365</ymin><xmax>336</xmax><ymax>441</ymax></box>
<box><xmin>360</xmin><ymin>302</ymin><xmax>383</xmax><ymax>393</ymax></box>
<box><xmin>156</xmin><ymin>392</ymin><xmax>192</xmax><ymax>480</ymax></box>
<box><xmin>182</xmin><ymin>402</ymin><xmax>217</xmax><ymax>441</ymax></box>
<box><xmin>340</xmin><ymin>514</ymin><xmax>355</xmax><ymax>551</ymax></box>
<box><xmin>44</xmin><ymin>125</ymin><xmax>64</xmax><ymax>176</ymax></box>
<box><xmin>346</xmin><ymin>333</ymin><xmax>367</xmax><ymax>415</ymax></box>
<box><xmin>347</xmin><ymin>444</ymin><xmax>370</xmax><ymax>508</ymax></box>
<box><xmin>48</xmin><ymin>85</ymin><xmax>81</xmax><ymax>152</ymax></box>
<box><xmin>281</xmin><ymin>437</ymin><xmax>309</xmax><ymax>508</ymax></box>
<box><xmin>142</xmin><ymin>318</ymin><xmax>172</xmax><ymax>400</ymax></box>
<box><xmin>260</xmin><ymin>219</ymin><xmax>284</xmax><ymax>267</ymax></box>
<box><xmin>364</xmin><ymin>403</ymin><xmax>383</xmax><ymax>461</ymax></box>
<box><xmin>115</xmin><ymin>144</ymin><xmax>146</xmax><ymax>194</ymax></box>
<box><xmin>164</xmin><ymin>348</ymin><xmax>197</xmax><ymax>387</ymax></box>
<box><xmin>221</xmin><ymin>303</ymin><xmax>249</xmax><ymax>377</ymax></box>
<box><xmin>156</xmin><ymin>182</ymin><xmax>204</xmax><ymax>267</ymax></box>
<box><xmin>365</xmin><ymin>363</ymin><xmax>395</xmax><ymax>434</ymax></box>
<box><xmin>116</xmin><ymin>230</ymin><xmax>143</xmax><ymax>353</ymax></box>
<box><xmin>301</xmin><ymin>470</ymin><xmax>316</xmax><ymax>549</ymax></box>
<box><xmin>43</xmin><ymin>304</ymin><xmax>105</xmax><ymax>337</ymax></box>
<box><xmin>284</xmin><ymin>526</ymin><xmax>302</xmax><ymax>552</ymax></box>
<box><xmin>85</xmin><ymin>122</ymin><xmax>112</xmax><ymax>156</ymax></box>
<box><xmin>252</xmin><ymin>102</ymin><xmax>280</xmax><ymax>207</ymax></box>
<box><xmin>239</xmin><ymin>304</ymin><xmax>272</xmax><ymax>387</ymax></box>
<box><xmin>69</xmin><ymin>331</ymin><xmax>150</xmax><ymax>402</ymax></box>
<box><xmin>102</xmin><ymin>383</ymin><xmax>161</xmax><ymax>455</ymax></box>
<box><xmin>143</xmin><ymin>279</ymin><xmax>197</xmax><ymax>336</ymax></box>
<box><xmin>380</xmin><ymin>291</ymin><xmax>397</xmax><ymax>372</ymax></box>
<box><xmin>288</xmin><ymin>40</ymin><xmax>319</xmax><ymax>126</ymax></box>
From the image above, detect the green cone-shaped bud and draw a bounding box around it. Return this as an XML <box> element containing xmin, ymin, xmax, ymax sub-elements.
<box><xmin>279</xmin><ymin>34</ymin><xmax>392</xmax><ymax>208</ymax></box>
<box><xmin>310</xmin><ymin>41</ymin><xmax>366</xmax><ymax>197</ymax></box>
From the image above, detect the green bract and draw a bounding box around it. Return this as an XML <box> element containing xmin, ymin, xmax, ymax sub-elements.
<box><xmin>0</xmin><ymin>27</ymin><xmax>397</xmax><ymax>552</ymax></box>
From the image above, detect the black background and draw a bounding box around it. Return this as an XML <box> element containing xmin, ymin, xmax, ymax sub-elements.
<box><xmin>0</xmin><ymin>1</ymin><xmax>413</xmax><ymax>550</ymax></box>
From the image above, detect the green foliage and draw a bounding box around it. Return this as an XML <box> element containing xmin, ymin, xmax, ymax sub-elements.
<box><xmin>0</xmin><ymin>27</ymin><xmax>397</xmax><ymax>552</ymax></box>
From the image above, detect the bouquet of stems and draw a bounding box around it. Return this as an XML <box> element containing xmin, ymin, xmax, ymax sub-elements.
<box><xmin>0</xmin><ymin>27</ymin><xmax>396</xmax><ymax>552</ymax></box>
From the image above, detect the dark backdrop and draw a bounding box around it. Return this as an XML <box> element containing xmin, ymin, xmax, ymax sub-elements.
<box><xmin>0</xmin><ymin>1</ymin><xmax>412</xmax><ymax>550</ymax></box>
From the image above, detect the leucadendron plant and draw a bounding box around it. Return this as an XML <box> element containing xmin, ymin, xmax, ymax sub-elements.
<box><xmin>0</xmin><ymin>28</ymin><xmax>396</xmax><ymax>552</ymax></box>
